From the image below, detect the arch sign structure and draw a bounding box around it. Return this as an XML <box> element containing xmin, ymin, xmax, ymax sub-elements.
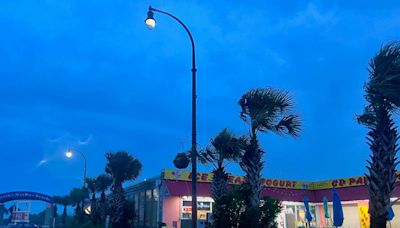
<box><xmin>0</xmin><ymin>191</ymin><xmax>54</xmax><ymax>204</ymax></box>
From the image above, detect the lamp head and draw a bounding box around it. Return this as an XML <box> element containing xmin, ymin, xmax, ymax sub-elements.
<box><xmin>145</xmin><ymin>7</ymin><xmax>156</xmax><ymax>29</ymax></box>
<box><xmin>66</xmin><ymin>149</ymin><xmax>73</xmax><ymax>158</ymax></box>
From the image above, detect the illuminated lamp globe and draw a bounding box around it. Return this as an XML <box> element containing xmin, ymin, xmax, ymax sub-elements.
<box><xmin>66</xmin><ymin>150</ymin><xmax>73</xmax><ymax>158</ymax></box>
<box><xmin>145</xmin><ymin>10</ymin><xmax>156</xmax><ymax>29</ymax></box>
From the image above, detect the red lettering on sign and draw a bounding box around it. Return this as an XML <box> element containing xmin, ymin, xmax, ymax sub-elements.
<box><xmin>285</xmin><ymin>181</ymin><xmax>292</xmax><ymax>188</ymax></box>
<box><xmin>332</xmin><ymin>180</ymin><xmax>338</xmax><ymax>187</ymax></box>
<box><xmin>201</xmin><ymin>173</ymin><xmax>208</xmax><ymax>181</ymax></box>
<box><xmin>279</xmin><ymin>181</ymin><xmax>285</xmax><ymax>187</ymax></box>
<box><xmin>356</xmin><ymin>177</ymin><xmax>364</xmax><ymax>185</ymax></box>
<box><xmin>266</xmin><ymin>179</ymin><xmax>272</xmax><ymax>186</ymax></box>
<box><xmin>349</xmin><ymin>178</ymin><xmax>356</xmax><ymax>185</ymax></box>
<box><xmin>261</xmin><ymin>179</ymin><xmax>267</xmax><ymax>186</ymax></box>
<box><xmin>339</xmin><ymin>179</ymin><xmax>345</xmax><ymax>186</ymax></box>
<box><xmin>228</xmin><ymin>175</ymin><xmax>234</xmax><ymax>184</ymax></box>
<box><xmin>273</xmin><ymin>180</ymin><xmax>279</xmax><ymax>186</ymax></box>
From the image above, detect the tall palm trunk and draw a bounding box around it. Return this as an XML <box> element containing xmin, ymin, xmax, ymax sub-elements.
<box><xmin>99</xmin><ymin>191</ymin><xmax>107</xmax><ymax>224</ymax></box>
<box><xmin>90</xmin><ymin>193</ymin><xmax>97</xmax><ymax>225</ymax></box>
<box><xmin>366</xmin><ymin>103</ymin><xmax>399</xmax><ymax>228</ymax></box>
<box><xmin>80</xmin><ymin>200</ymin><xmax>85</xmax><ymax>224</ymax></box>
<box><xmin>211</xmin><ymin>167</ymin><xmax>229</xmax><ymax>200</ymax></box>
<box><xmin>75</xmin><ymin>202</ymin><xmax>83</xmax><ymax>224</ymax></box>
<box><xmin>110</xmin><ymin>182</ymin><xmax>126</xmax><ymax>226</ymax></box>
<box><xmin>241</xmin><ymin>135</ymin><xmax>263</xmax><ymax>208</ymax></box>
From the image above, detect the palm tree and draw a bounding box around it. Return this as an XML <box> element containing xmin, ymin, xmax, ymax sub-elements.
<box><xmin>200</xmin><ymin>128</ymin><xmax>246</xmax><ymax>200</ymax></box>
<box><xmin>53</xmin><ymin>195</ymin><xmax>71</xmax><ymax>227</ymax></box>
<box><xmin>96</xmin><ymin>174</ymin><xmax>113</xmax><ymax>224</ymax></box>
<box><xmin>85</xmin><ymin>177</ymin><xmax>98</xmax><ymax>225</ymax></box>
<box><xmin>105</xmin><ymin>151</ymin><xmax>142</xmax><ymax>227</ymax></box>
<box><xmin>69</xmin><ymin>187</ymin><xmax>89</xmax><ymax>224</ymax></box>
<box><xmin>238</xmin><ymin>88</ymin><xmax>301</xmax><ymax>208</ymax></box>
<box><xmin>358</xmin><ymin>42</ymin><xmax>400</xmax><ymax>228</ymax></box>
<box><xmin>60</xmin><ymin>195</ymin><xmax>71</xmax><ymax>227</ymax></box>
<box><xmin>53</xmin><ymin>196</ymin><xmax>63</xmax><ymax>226</ymax></box>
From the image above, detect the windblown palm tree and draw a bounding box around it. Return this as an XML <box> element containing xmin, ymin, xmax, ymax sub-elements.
<box><xmin>358</xmin><ymin>42</ymin><xmax>400</xmax><ymax>228</ymax></box>
<box><xmin>95</xmin><ymin>174</ymin><xmax>113</xmax><ymax>224</ymax></box>
<box><xmin>200</xmin><ymin>128</ymin><xmax>246</xmax><ymax>200</ymax></box>
<box><xmin>69</xmin><ymin>187</ymin><xmax>89</xmax><ymax>224</ymax></box>
<box><xmin>60</xmin><ymin>195</ymin><xmax>71</xmax><ymax>227</ymax></box>
<box><xmin>238</xmin><ymin>88</ymin><xmax>301</xmax><ymax>208</ymax></box>
<box><xmin>105</xmin><ymin>151</ymin><xmax>142</xmax><ymax>227</ymax></box>
<box><xmin>53</xmin><ymin>196</ymin><xmax>62</xmax><ymax>226</ymax></box>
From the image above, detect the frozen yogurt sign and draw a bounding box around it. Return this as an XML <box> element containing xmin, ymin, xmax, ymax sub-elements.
<box><xmin>164</xmin><ymin>170</ymin><xmax>311</xmax><ymax>190</ymax></box>
<box><xmin>163</xmin><ymin>169</ymin><xmax>399</xmax><ymax>190</ymax></box>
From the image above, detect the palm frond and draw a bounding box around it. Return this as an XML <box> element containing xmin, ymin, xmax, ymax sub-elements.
<box><xmin>85</xmin><ymin>177</ymin><xmax>97</xmax><ymax>193</ymax></box>
<box><xmin>95</xmin><ymin>174</ymin><xmax>113</xmax><ymax>192</ymax></box>
<box><xmin>198</xmin><ymin>148</ymin><xmax>216</xmax><ymax>163</ymax></box>
<box><xmin>201</xmin><ymin>129</ymin><xmax>247</xmax><ymax>169</ymax></box>
<box><xmin>238</xmin><ymin>88</ymin><xmax>301</xmax><ymax>136</ymax></box>
<box><xmin>211</xmin><ymin>128</ymin><xmax>246</xmax><ymax>160</ymax></box>
<box><xmin>239</xmin><ymin>88</ymin><xmax>294</xmax><ymax>120</ymax></box>
<box><xmin>105</xmin><ymin>151</ymin><xmax>142</xmax><ymax>183</ymax></box>
<box><xmin>357</xmin><ymin>105</ymin><xmax>377</xmax><ymax>127</ymax></box>
<box><xmin>272</xmin><ymin>114</ymin><xmax>302</xmax><ymax>138</ymax></box>
<box><xmin>367</xmin><ymin>41</ymin><xmax>400</xmax><ymax>110</ymax></box>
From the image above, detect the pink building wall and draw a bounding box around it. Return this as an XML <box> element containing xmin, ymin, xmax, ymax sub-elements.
<box><xmin>163</xmin><ymin>196</ymin><xmax>181</xmax><ymax>228</ymax></box>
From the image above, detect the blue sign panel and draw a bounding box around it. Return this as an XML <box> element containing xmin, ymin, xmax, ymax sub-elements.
<box><xmin>0</xmin><ymin>191</ymin><xmax>54</xmax><ymax>203</ymax></box>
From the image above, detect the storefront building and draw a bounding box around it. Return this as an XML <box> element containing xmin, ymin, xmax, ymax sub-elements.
<box><xmin>125</xmin><ymin>169</ymin><xmax>400</xmax><ymax>228</ymax></box>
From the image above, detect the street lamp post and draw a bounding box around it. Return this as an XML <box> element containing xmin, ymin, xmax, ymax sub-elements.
<box><xmin>66</xmin><ymin>148</ymin><xmax>87</xmax><ymax>187</ymax></box>
<box><xmin>145</xmin><ymin>6</ymin><xmax>198</xmax><ymax>228</ymax></box>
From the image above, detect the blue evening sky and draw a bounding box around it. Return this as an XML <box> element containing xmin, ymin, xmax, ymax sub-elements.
<box><xmin>1</xmin><ymin>0</ymin><xmax>399</xmax><ymax>199</ymax></box>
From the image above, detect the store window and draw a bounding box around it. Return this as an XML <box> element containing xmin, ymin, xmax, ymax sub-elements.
<box><xmin>181</xmin><ymin>197</ymin><xmax>213</xmax><ymax>220</ymax></box>
<box><xmin>134</xmin><ymin>193</ymin><xmax>139</xmax><ymax>227</ymax></box>
<box><xmin>280</xmin><ymin>203</ymin><xmax>317</xmax><ymax>228</ymax></box>
<box><xmin>129</xmin><ymin>188</ymin><xmax>158</xmax><ymax>228</ymax></box>
<box><xmin>145</xmin><ymin>190</ymin><xmax>152</xmax><ymax>227</ymax></box>
<box><xmin>151</xmin><ymin>189</ymin><xmax>158</xmax><ymax>227</ymax></box>
<box><xmin>182</xmin><ymin>200</ymin><xmax>192</xmax><ymax>220</ymax></box>
<box><xmin>139</xmin><ymin>191</ymin><xmax>145</xmax><ymax>226</ymax></box>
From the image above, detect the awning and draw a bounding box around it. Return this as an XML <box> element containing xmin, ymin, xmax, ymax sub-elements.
<box><xmin>164</xmin><ymin>180</ymin><xmax>211</xmax><ymax>197</ymax></box>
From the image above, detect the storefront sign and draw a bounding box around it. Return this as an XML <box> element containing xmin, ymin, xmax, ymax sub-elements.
<box><xmin>0</xmin><ymin>191</ymin><xmax>54</xmax><ymax>203</ymax></box>
<box><xmin>164</xmin><ymin>170</ymin><xmax>311</xmax><ymax>190</ymax></box>
<box><xmin>310</xmin><ymin>176</ymin><xmax>369</xmax><ymax>190</ymax></box>
<box><xmin>163</xmin><ymin>169</ymin><xmax>400</xmax><ymax>190</ymax></box>
<box><xmin>181</xmin><ymin>198</ymin><xmax>213</xmax><ymax>220</ymax></box>
<box><xmin>198</xmin><ymin>202</ymin><xmax>211</xmax><ymax>210</ymax></box>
